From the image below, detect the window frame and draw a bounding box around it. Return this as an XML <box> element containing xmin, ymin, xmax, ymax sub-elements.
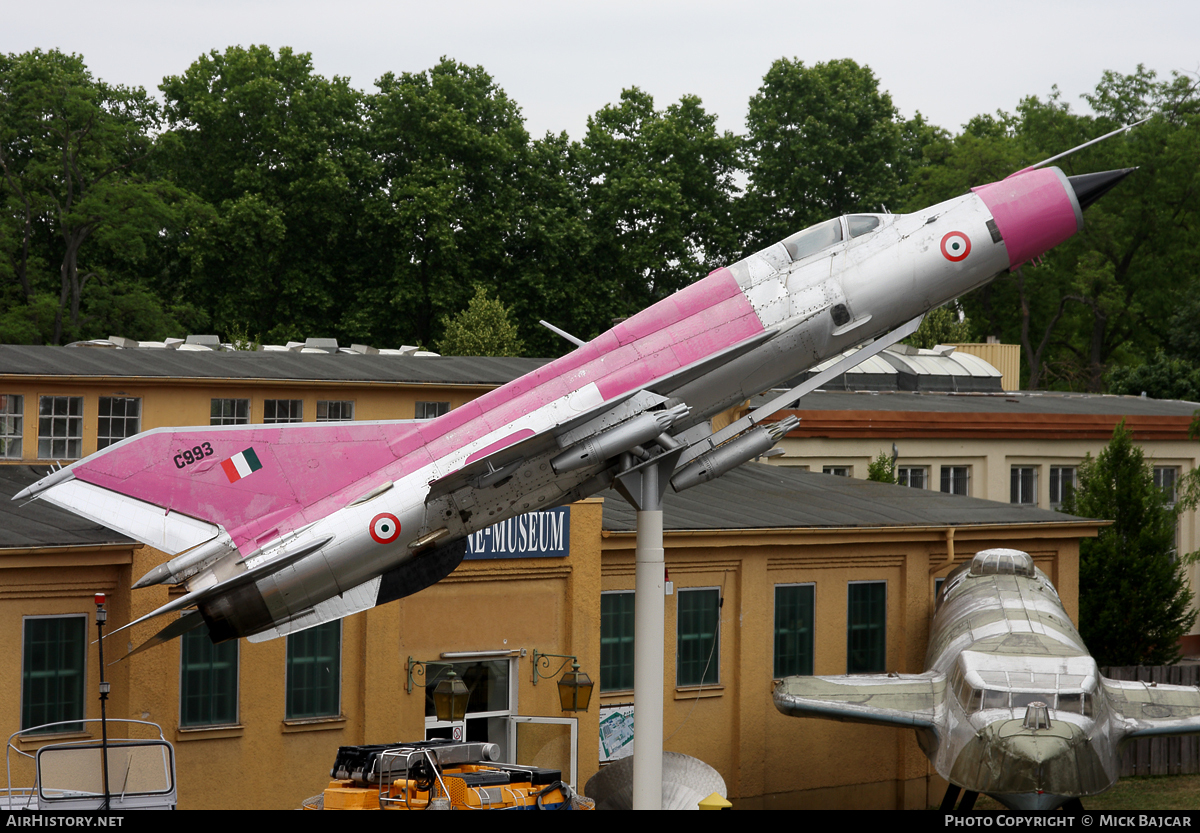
<box><xmin>940</xmin><ymin>466</ymin><xmax>970</xmax><ymax>496</ymax></box>
<box><xmin>263</xmin><ymin>399</ymin><xmax>303</xmax><ymax>424</ymax></box>
<box><xmin>1</xmin><ymin>394</ymin><xmax>23</xmax><ymax>459</ymax></box>
<box><xmin>1049</xmin><ymin>466</ymin><xmax>1076</xmax><ymax>508</ymax></box>
<box><xmin>1010</xmin><ymin>466</ymin><xmax>1038</xmax><ymax>506</ymax></box>
<box><xmin>774</xmin><ymin>583</ymin><xmax>815</xmax><ymax>679</ymax></box>
<box><xmin>210</xmin><ymin>398</ymin><xmax>250</xmax><ymax>426</ymax></box>
<box><xmin>97</xmin><ymin>396</ymin><xmax>142</xmax><ymax>450</ymax></box>
<box><xmin>600</xmin><ymin>591</ymin><xmax>635</xmax><ymax>693</ymax></box>
<box><xmin>316</xmin><ymin>400</ymin><xmax>355</xmax><ymax>422</ymax></box>
<box><xmin>285</xmin><ymin>620</ymin><xmax>342</xmax><ymax>720</ymax></box>
<box><xmin>897</xmin><ymin>466</ymin><xmax>927</xmax><ymax>489</ymax></box>
<box><xmin>676</xmin><ymin>587</ymin><xmax>721</xmax><ymax>688</ymax></box>
<box><xmin>22</xmin><ymin>614</ymin><xmax>88</xmax><ymax>734</ymax></box>
<box><xmin>179</xmin><ymin>616</ymin><xmax>239</xmax><ymax>728</ymax></box>
<box><xmin>822</xmin><ymin>466</ymin><xmax>852</xmax><ymax>478</ymax></box>
<box><xmin>415</xmin><ymin>401</ymin><xmax>451</xmax><ymax>420</ymax></box>
<box><xmin>37</xmin><ymin>396</ymin><xmax>84</xmax><ymax>460</ymax></box>
<box><xmin>846</xmin><ymin>581</ymin><xmax>887</xmax><ymax>674</ymax></box>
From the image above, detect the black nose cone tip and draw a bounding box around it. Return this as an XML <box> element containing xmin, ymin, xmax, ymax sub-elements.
<box><xmin>1068</xmin><ymin>168</ymin><xmax>1137</xmax><ymax>210</ymax></box>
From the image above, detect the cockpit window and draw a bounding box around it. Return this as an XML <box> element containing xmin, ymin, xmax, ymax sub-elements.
<box><xmin>782</xmin><ymin>218</ymin><xmax>843</xmax><ymax>262</ymax></box>
<box><xmin>847</xmin><ymin>215</ymin><xmax>881</xmax><ymax>239</ymax></box>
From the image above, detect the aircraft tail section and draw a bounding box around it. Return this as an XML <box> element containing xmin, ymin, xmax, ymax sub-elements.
<box><xmin>17</xmin><ymin>421</ymin><xmax>421</xmax><ymax>554</ymax></box>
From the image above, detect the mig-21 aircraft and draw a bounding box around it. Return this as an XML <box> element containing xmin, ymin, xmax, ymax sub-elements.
<box><xmin>15</xmin><ymin>133</ymin><xmax>1136</xmax><ymax>658</ymax></box>
<box><xmin>774</xmin><ymin>549</ymin><xmax>1200</xmax><ymax>811</ymax></box>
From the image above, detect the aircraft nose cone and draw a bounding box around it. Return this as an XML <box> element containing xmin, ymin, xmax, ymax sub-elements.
<box><xmin>1068</xmin><ymin>168</ymin><xmax>1136</xmax><ymax>210</ymax></box>
<box><xmin>948</xmin><ymin>717</ymin><xmax>1110</xmax><ymax>809</ymax></box>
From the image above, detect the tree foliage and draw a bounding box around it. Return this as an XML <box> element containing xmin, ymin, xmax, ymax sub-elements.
<box><xmin>435</xmin><ymin>286</ymin><xmax>524</xmax><ymax>357</ymax></box>
<box><xmin>1062</xmin><ymin>422</ymin><xmax>1197</xmax><ymax>666</ymax></box>
<box><xmin>0</xmin><ymin>49</ymin><xmax>190</xmax><ymax>344</ymax></box>
<box><xmin>740</xmin><ymin>58</ymin><xmax>904</xmax><ymax>249</ymax></box>
<box><xmin>866</xmin><ymin>451</ymin><xmax>896</xmax><ymax>484</ymax></box>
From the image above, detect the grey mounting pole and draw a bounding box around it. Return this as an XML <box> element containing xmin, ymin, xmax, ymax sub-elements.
<box><xmin>613</xmin><ymin>447</ymin><xmax>683</xmax><ymax>811</ymax></box>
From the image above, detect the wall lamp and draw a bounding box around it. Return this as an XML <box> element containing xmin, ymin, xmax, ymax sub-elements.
<box><xmin>531</xmin><ymin>651</ymin><xmax>594</xmax><ymax>712</ymax></box>
<box><xmin>406</xmin><ymin>657</ymin><xmax>469</xmax><ymax>722</ymax></box>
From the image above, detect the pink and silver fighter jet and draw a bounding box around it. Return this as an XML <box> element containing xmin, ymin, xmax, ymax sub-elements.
<box><xmin>15</xmin><ymin>153</ymin><xmax>1134</xmax><ymax>655</ymax></box>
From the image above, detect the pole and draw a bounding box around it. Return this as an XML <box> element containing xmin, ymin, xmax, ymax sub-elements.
<box><xmin>614</xmin><ymin>449</ymin><xmax>681</xmax><ymax>810</ymax></box>
<box><xmin>95</xmin><ymin>593</ymin><xmax>110</xmax><ymax>812</ymax></box>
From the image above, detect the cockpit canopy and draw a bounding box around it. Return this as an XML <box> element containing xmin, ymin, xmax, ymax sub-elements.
<box><xmin>951</xmin><ymin>651</ymin><xmax>1100</xmax><ymax>718</ymax></box>
<box><xmin>778</xmin><ymin>214</ymin><xmax>886</xmax><ymax>263</ymax></box>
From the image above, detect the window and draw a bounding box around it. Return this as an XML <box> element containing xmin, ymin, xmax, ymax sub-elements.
<box><xmin>774</xmin><ymin>585</ymin><xmax>814</xmax><ymax>678</ymax></box>
<box><xmin>285</xmin><ymin>621</ymin><xmax>340</xmax><ymax>719</ymax></box>
<box><xmin>316</xmin><ymin>400</ymin><xmax>354</xmax><ymax>422</ymax></box>
<box><xmin>898</xmin><ymin>466</ymin><xmax>927</xmax><ymax>489</ymax></box>
<box><xmin>847</xmin><ymin>582</ymin><xmax>886</xmax><ymax>674</ymax></box>
<box><xmin>180</xmin><ymin>617</ymin><xmax>238</xmax><ymax>727</ymax></box>
<box><xmin>37</xmin><ymin>396</ymin><xmax>83</xmax><ymax>459</ymax></box>
<box><xmin>1</xmin><ymin>394</ymin><xmax>22</xmax><ymax>459</ymax></box>
<box><xmin>940</xmin><ymin>466</ymin><xmax>970</xmax><ymax>496</ymax></box>
<box><xmin>1050</xmin><ymin>466</ymin><xmax>1076</xmax><ymax>507</ymax></box>
<box><xmin>847</xmin><ymin>215</ymin><xmax>882</xmax><ymax>239</ymax></box>
<box><xmin>97</xmin><ymin>397</ymin><xmax>141</xmax><ymax>449</ymax></box>
<box><xmin>1010</xmin><ymin>466</ymin><xmax>1038</xmax><ymax>505</ymax></box>
<box><xmin>600</xmin><ymin>592</ymin><xmax>635</xmax><ymax>692</ymax></box>
<box><xmin>263</xmin><ymin>399</ymin><xmax>303</xmax><ymax>424</ymax></box>
<box><xmin>781</xmin><ymin>218</ymin><xmax>843</xmax><ymax>262</ymax></box>
<box><xmin>211</xmin><ymin>399</ymin><xmax>249</xmax><ymax>426</ymax></box>
<box><xmin>822</xmin><ymin>466</ymin><xmax>851</xmax><ymax>477</ymax></box>
<box><xmin>1155</xmin><ymin>467</ymin><xmax>1179</xmax><ymax>506</ymax></box>
<box><xmin>416</xmin><ymin>401</ymin><xmax>450</xmax><ymax>420</ymax></box>
<box><xmin>677</xmin><ymin>588</ymin><xmax>720</xmax><ymax>687</ymax></box>
<box><xmin>22</xmin><ymin>616</ymin><xmax>86</xmax><ymax>733</ymax></box>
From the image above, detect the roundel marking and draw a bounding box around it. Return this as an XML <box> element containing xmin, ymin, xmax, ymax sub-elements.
<box><xmin>369</xmin><ymin>512</ymin><xmax>401</xmax><ymax>544</ymax></box>
<box><xmin>941</xmin><ymin>231</ymin><xmax>972</xmax><ymax>262</ymax></box>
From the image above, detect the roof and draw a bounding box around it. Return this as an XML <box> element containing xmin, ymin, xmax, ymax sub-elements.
<box><xmin>771</xmin><ymin>389</ymin><xmax>1200</xmax><ymax>417</ymax></box>
<box><xmin>0</xmin><ymin>345</ymin><xmax>550</xmax><ymax>386</ymax></box>
<box><xmin>0</xmin><ymin>466</ymin><xmax>135</xmax><ymax>550</ymax></box>
<box><xmin>599</xmin><ymin>462</ymin><xmax>1093</xmax><ymax>532</ymax></box>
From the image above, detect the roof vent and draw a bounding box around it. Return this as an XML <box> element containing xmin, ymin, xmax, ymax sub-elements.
<box><xmin>304</xmin><ymin>338</ymin><xmax>338</xmax><ymax>353</ymax></box>
<box><xmin>185</xmin><ymin>335</ymin><xmax>221</xmax><ymax>349</ymax></box>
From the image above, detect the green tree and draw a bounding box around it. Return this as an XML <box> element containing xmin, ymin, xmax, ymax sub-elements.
<box><xmin>1062</xmin><ymin>422</ymin><xmax>1197</xmax><ymax>666</ymax></box>
<box><xmin>740</xmin><ymin>58</ymin><xmax>904</xmax><ymax>249</ymax></box>
<box><xmin>577</xmin><ymin>88</ymin><xmax>740</xmax><ymax>323</ymax></box>
<box><xmin>866</xmin><ymin>451</ymin><xmax>896</xmax><ymax>484</ymax></box>
<box><xmin>435</xmin><ymin>286</ymin><xmax>524</xmax><ymax>357</ymax></box>
<box><xmin>0</xmin><ymin>49</ymin><xmax>187</xmax><ymax>343</ymax></box>
<box><xmin>904</xmin><ymin>305</ymin><xmax>972</xmax><ymax>350</ymax></box>
<box><xmin>354</xmin><ymin>58</ymin><xmax>531</xmax><ymax>350</ymax></box>
<box><xmin>159</xmin><ymin>45</ymin><xmax>372</xmax><ymax>345</ymax></box>
<box><xmin>1105</xmin><ymin>351</ymin><xmax>1200</xmax><ymax>402</ymax></box>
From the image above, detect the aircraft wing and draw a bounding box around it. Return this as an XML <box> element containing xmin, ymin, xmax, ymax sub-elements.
<box><xmin>1103</xmin><ymin>679</ymin><xmax>1200</xmax><ymax>739</ymax></box>
<box><xmin>773</xmin><ymin>673</ymin><xmax>945</xmax><ymax>730</ymax></box>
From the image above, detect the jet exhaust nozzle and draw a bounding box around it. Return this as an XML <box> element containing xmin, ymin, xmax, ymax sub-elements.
<box><xmin>1068</xmin><ymin>168</ymin><xmax>1136</xmax><ymax>210</ymax></box>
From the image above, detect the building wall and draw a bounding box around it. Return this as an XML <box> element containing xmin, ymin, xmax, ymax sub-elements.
<box><xmin>774</xmin><ymin>419</ymin><xmax>1200</xmax><ymax>644</ymax></box>
<box><xmin>600</xmin><ymin>523</ymin><xmax>1089</xmax><ymax>809</ymax></box>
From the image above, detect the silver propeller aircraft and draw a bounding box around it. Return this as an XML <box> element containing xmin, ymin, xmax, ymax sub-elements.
<box><xmin>774</xmin><ymin>549</ymin><xmax>1200</xmax><ymax>811</ymax></box>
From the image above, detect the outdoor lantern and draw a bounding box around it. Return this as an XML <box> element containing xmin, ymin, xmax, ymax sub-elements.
<box><xmin>556</xmin><ymin>661</ymin><xmax>594</xmax><ymax>713</ymax></box>
<box><xmin>431</xmin><ymin>670</ymin><xmax>469</xmax><ymax>722</ymax></box>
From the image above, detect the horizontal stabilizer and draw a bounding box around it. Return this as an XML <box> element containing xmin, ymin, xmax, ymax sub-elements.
<box><xmin>773</xmin><ymin>672</ymin><xmax>944</xmax><ymax>730</ymax></box>
<box><xmin>118</xmin><ymin>610</ymin><xmax>209</xmax><ymax>663</ymax></box>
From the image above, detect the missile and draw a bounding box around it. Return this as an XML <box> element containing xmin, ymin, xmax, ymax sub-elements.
<box><xmin>670</xmin><ymin>416</ymin><xmax>800</xmax><ymax>493</ymax></box>
<box><xmin>133</xmin><ymin>530</ymin><xmax>236</xmax><ymax>588</ymax></box>
<box><xmin>551</xmin><ymin>404</ymin><xmax>690</xmax><ymax>474</ymax></box>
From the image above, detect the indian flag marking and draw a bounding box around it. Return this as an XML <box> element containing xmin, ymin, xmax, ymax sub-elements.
<box><xmin>221</xmin><ymin>448</ymin><xmax>263</xmax><ymax>483</ymax></box>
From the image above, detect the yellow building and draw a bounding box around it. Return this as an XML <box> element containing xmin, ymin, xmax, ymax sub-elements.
<box><xmin>0</xmin><ymin>343</ymin><xmax>1104</xmax><ymax>809</ymax></box>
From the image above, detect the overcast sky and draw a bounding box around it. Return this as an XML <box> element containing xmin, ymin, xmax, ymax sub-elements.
<box><xmin>5</xmin><ymin>1</ymin><xmax>1198</xmax><ymax>141</ymax></box>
